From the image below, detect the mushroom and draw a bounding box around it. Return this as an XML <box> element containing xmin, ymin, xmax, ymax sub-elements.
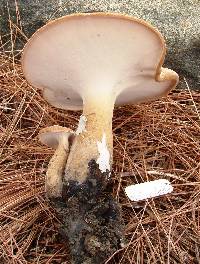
<box><xmin>38</xmin><ymin>125</ymin><xmax>74</xmax><ymax>198</ymax></box>
<box><xmin>22</xmin><ymin>13</ymin><xmax>179</xmax><ymax>184</ymax></box>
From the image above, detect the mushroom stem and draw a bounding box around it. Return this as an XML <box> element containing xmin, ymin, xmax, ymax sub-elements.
<box><xmin>65</xmin><ymin>95</ymin><xmax>115</xmax><ymax>182</ymax></box>
<box><xmin>46</xmin><ymin>138</ymin><xmax>69</xmax><ymax>198</ymax></box>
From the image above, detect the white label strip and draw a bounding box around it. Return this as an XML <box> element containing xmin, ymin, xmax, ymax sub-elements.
<box><xmin>125</xmin><ymin>179</ymin><xmax>173</xmax><ymax>201</ymax></box>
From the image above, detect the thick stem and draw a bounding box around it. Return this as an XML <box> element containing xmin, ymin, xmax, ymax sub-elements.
<box><xmin>55</xmin><ymin>95</ymin><xmax>124</xmax><ymax>264</ymax></box>
<box><xmin>65</xmin><ymin>95</ymin><xmax>115</xmax><ymax>182</ymax></box>
<box><xmin>46</xmin><ymin>139</ymin><xmax>69</xmax><ymax>198</ymax></box>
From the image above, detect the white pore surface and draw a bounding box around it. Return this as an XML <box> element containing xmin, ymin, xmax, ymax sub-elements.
<box><xmin>76</xmin><ymin>115</ymin><xmax>87</xmax><ymax>135</ymax></box>
<box><xmin>125</xmin><ymin>179</ymin><xmax>173</xmax><ymax>201</ymax></box>
<box><xmin>96</xmin><ymin>133</ymin><xmax>110</xmax><ymax>173</ymax></box>
<box><xmin>22</xmin><ymin>15</ymin><xmax>175</xmax><ymax>110</ymax></box>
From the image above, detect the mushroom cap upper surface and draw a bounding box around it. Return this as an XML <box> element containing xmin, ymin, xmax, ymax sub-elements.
<box><xmin>22</xmin><ymin>13</ymin><xmax>178</xmax><ymax>110</ymax></box>
<box><xmin>38</xmin><ymin>125</ymin><xmax>74</xmax><ymax>149</ymax></box>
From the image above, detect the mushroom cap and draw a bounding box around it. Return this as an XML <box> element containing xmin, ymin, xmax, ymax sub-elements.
<box><xmin>22</xmin><ymin>13</ymin><xmax>178</xmax><ymax>110</ymax></box>
<box><xmin>38</xmin><ymin>125</ymin><xmax>74</xmax><ymax>149</ymax></box>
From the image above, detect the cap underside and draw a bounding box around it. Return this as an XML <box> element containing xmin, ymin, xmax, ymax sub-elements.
<box><xmin>39</xmin><ymin>131</ymin><xmax>68</xmax><ymax>148</ymax></box>
<box><xmin>22</xmin><ymin>14</ymin><xmax>178</xmax><ymax>110</ymax></box>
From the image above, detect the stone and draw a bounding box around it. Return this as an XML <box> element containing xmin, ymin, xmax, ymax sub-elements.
<box><xmin>0</xmin><ymin>0</ymin><xmax>199</xmax><ymax>88</ymax></box>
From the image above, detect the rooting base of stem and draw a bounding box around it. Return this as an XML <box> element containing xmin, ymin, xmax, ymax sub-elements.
<box><xmin>49</xmin><ymin>160</ymin><xmax>124</xmax><ymax>264</ymax></box>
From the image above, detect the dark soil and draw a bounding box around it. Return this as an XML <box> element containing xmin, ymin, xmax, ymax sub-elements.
<box><xmin>49</xmin><ymin>160</ymin><xmax>124</xmax><ymax>264</ymax></box>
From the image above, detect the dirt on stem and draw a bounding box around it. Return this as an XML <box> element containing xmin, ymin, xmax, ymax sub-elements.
<box><xmin>49</xmin><ymin>160</ymin><xmax>124</xmax><ymax>264</ymax></box>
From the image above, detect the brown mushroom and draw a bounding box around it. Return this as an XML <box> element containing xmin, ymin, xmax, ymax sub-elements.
<box><xmin>22</xmin><ymin>13</ymin><xmax>179</xmax><ymax>263</ymax></box>
<box><xmin>22</xmin><ymin>13</ymin><xmax>178</xmax><ymax>184</ymax></box>
<box><xmin>38</xmin><ymin>125</ymin><xmax>74</xmax><ymax>198</ymax></box>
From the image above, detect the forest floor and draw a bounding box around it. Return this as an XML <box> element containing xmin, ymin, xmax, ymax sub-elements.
<box><xmin>0</xmin><ymin>53</ymin><xmax>200</xmax><ymax>263</ymax></box>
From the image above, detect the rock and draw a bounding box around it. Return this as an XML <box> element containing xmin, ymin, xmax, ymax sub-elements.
<box><xmin>0</xmin><ymin>0</ymin><xmax>199</xmax><ymax>88</ymax></box>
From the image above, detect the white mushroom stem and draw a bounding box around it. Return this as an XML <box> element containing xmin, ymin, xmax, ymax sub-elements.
<box><xmin>65</xmin><ymin>94</ymin><xmax>115</xmax><ymax>182</ymax></box>
<box><xmin>46</xmin><ymin>136</ymin><xmax>69</xmax><ymax>198</ymax></box>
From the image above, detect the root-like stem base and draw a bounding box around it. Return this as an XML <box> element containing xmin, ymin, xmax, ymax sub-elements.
<box><xmin>49</xmin><ymin>160</ymin><xmax>124</xmax><ymax>264</ymax></box>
